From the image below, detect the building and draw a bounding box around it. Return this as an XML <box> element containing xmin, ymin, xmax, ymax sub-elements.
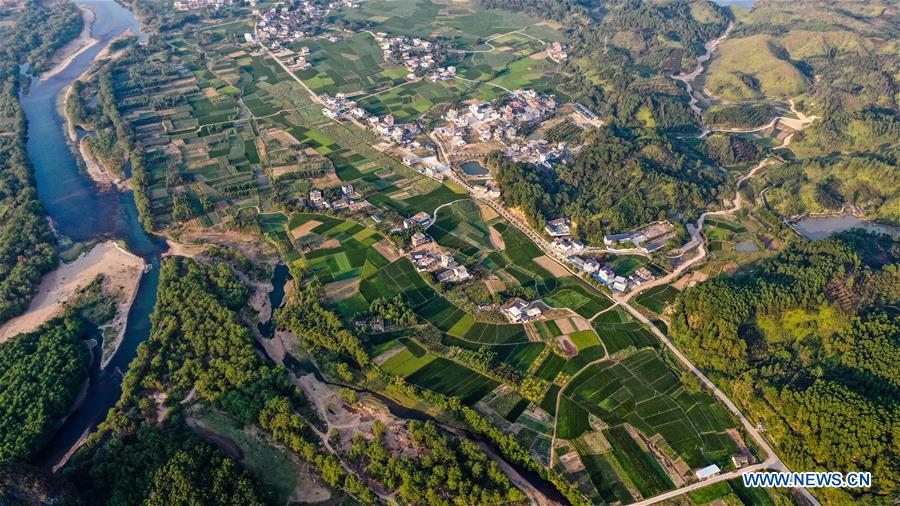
<box><xmin>501</xmin><ymin>298</ymin><xmax>543</xmax><ymax>323</ymax></box>
<box><xmin>732</xmin><ymin>454</ymin><xmax>750</xmax><ymax>468</ymax></box>
<box><xmin>596</xmin><ymin>266</ymin><xmax>616</xmax><ymax>284</ymax></box>
<box><xmin>411</xmin><ymin>232</ymin><xmax>432</xmax><ymax>247</ymax></box>
<box><xmin>545</xmin><ymin>217</ymin><xmax>572</xmax><ymax>237</ymax></box>
<box><xmin>612</xmin><ymin>276</ymin><xmax>628</xmax><ymax>292</ymax></box>
<box><xmin>695</xmin><ymin>464</ymin><xmax>721</xmax><ymax>481</ymax></box>
<box><xmin>634</xmin><ymin>267</ymin><xmax>654</xmax><ymax>281</ymax></box>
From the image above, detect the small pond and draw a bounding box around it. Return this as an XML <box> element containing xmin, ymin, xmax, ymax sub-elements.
<box><xmin>460</xmin><ymin>161</ymin><xmax>489</xmax><ymax>176</ymax></box>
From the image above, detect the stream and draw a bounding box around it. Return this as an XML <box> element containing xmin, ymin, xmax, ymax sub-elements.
<box><xmin>21</xmin><ymin>0</ymin><xmax>167</xmax><ymax>468</ymax></box>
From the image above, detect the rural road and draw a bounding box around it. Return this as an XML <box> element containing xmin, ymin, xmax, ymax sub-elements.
<box><xmin>430</xmin><ymin>125</ymin><xmax>820</xmax><ymax>506</ymax></box>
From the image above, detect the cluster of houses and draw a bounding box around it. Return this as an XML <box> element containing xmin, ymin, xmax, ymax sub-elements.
<box><xmin>545</xmin><ymin>218</ymin><xmax>584</xmax><ymax>253</ymax></box>
<box><xmin>501</xmin><ymin>298</ymin><xmax>544</xmax><ymax>323</ymax></box>
<box><xmin>507</xmin><ymin>139</ymin><xmax>572</xmax><ymax>168</ymax></box>
<box><xmin>321</xmin><ymin>94</ymin><xmax>367</xmax><ymax>121</ymax></box>
<box><xmin>568</xmin><ymin>256</ymin><xmax>657</xmax><ymax>292</ymax></box>
<box><xmin>321</xmin><ymin>96</ymin><xmax>420</xmax><ymax>146</ymax></box>
<box><xmin>402</xmin><ymin>155</ymin><xmax>451</xmax><ymax>181</ymax></box>
<box><xmin>546</xmin><ymin>41</ymin><xmax>568</xmax><ymax>62</ymax></box>
<box><xmin>441</xmin><ymin>90</ymin><xmax>558</xmax><ymax>146</ymax></box>
<box><xmin>371</xmin><ymin>33</ymin><xmax>455</xmax><ymax>81</ymax></box>
<box><xmin>472</xmin><ymin>180</ymin><xmax>501</xmax><ymax>198</ymax></box>
<box><xmin>603</xmin><ymin>221</ymin><xmax>676</xmax><ymax>254</ymax></box>
<box><xmin>308</xmin><ymin>183</ymin><xmax>368</xmax><ymax>211</ymax></box>
<box><xmin>411</xmin><ymin>249</ymin><xmax>472</xmax><ymax>284</ymax></box>
<box><xmin>256</xmin><ymin>0</ymin><xmax>357</xmax><ymax>44</ymax></box>
<box><xmin>366</xmin><ymin>114</ymin><xmax>419</xmax><ymax>146</ymax></box>
<box><xmin>174</xmin><ymin>0</ymin><xmax>236</xmax><ymax>11</ymax></box>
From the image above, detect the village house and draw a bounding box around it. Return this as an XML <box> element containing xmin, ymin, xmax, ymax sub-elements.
<box><xmin>545</xmin><ymin>217</ymin><xmax>572</xmax><ymax>237</ymax></box>
<box><xmin>501</xmin><ymin>298</ymin><xmax>544</xmax><ymax>323</ymax></box>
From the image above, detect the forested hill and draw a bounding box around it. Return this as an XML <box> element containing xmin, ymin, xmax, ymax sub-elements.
<box><xmin>0</xmin><ymin>1</ymin><xmax>84</xmax><ymax>324</ymax></box>
<box><xmin>670</xmin><ymin>232</ymin><xmax>899</xmax><ymax>502</ymax></box>
<box><xmin>489</xmin><ymin>127</ymin><xmax>725</xmax><ymax>242</ymax></box>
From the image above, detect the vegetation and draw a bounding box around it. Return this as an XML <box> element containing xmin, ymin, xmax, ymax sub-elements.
<box><xmin>0</xmin><ymin>0</ymin><xmax>85</xmax><ymax>323</ymax></box>
<box><xmin>350</xmin><ymin>419</ymin><xmax>525</xmax><ymax>505</ymax></box>
<box><xmin>490</xmin><ymin>127</ymin><xmax>724</xmax><ymax>241</ymax></box>
<box><xmin>671</xmin><ymin>233</ymin><xmax>899</xmax><ymax>500</ymax></box>
<box><xmin>0</xmin><ymin>318</ymin><xmax>90</xmax><ymax>462</ymax></box>
<box><xmin>763</xmin><ymin>154</ymin><xmax>899</xmax><ymax>222</ymax></box>
<box><xmin>67</xmin><ymin>424</ymin><xmax>269</xmax><ymax>505</ymax></box>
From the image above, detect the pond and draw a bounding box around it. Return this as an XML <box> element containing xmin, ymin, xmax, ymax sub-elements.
<box><xmin>791</xmin><ymin>215</ymin><xmax>900</xmax><ymax>241</ymax></box>
<box><xmin>460</xmin><ymin>160</ymin><xmax>489</xmax><ymax>176</ymax></box>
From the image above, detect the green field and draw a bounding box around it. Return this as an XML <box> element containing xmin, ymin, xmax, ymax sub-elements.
<box><xmin>545</xmin><ymin>283</ymin><xmax>613</xmax><ymax>318</ymax></box>
<box><xmin>593</xmin><ymin>317</ymin><xmax>658</xmax><ymax>354</ymax></box>
<box><xmin>560</xmin><ymin>349</ymin><xmax>738</xmax><ymax>468</ymax></box>
<box><xmin>634</xmin><ymin>285</ymin><xmax>680</xmax><ymax>315</ymax></box>
<box><xmin>428</xmin><ymin>200</ymin><xmax>494</xmax><ymax>255</ymax></box>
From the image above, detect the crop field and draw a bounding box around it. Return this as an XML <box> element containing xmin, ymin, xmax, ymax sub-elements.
<box><xmin>500</xmin><ymin>342</ymin><xmax>546</xmax><ymax>372</ymax></box>
<box><xmin>634</xmin><ymin>284</ymin><xmax>680</xmax><ymax>315</ymax></box>
<box><xmin>604</xmin><ymin>425</ymin><xmax>674</xmax><ymax>497</ymax></box>
<box><xmin>579</xmin><ymin>452</ymin><xmax>635</xmax><ymax>505</ymax></box>
<box><xmin>291</xmin><ymin>33</ymin><xmax>407</xmax><ymax>95</ymax></box>
<box><xmin>357</xmin><ymin>79</ymin><xmax>469</xmax><ymax>121</ymax></box>
<box><xmin>289</xmin><ymin>214</ymin><xmax>390</xmax><ymax>282</ymax></box>
<box><xmin>593</xmin><ymin>317</ymin><xmax>659</xmax><ymax>354</ymax></box>
<box><xmin>569</xmin><ymin>330</ymin><xmax>601</xmax><ymax>350</ymax></box>
<box><xmin>428</xmin><ymin>200</ymin><xmax>494</xmax><ymax>254</ymax></box>
<box><xmin>360</xmin><ymin>259</ymin><xmax>530</xmax><ymax>344</ymax></box>
<box><xmin>556</xmin><ymin>395</ymin><xmax>592</xmax><ymax>439</ymax></box>
<box><xmin>339</xmin><ymin>0</ymin><xmax>563</xmax><ymax>45</ymax></box>
<box><xmin>380</xmin><ymin>343</ymin><xmax>438</xmax><ymax>377</ymax></box>
<box><xmin>406</xmin><ymin>357</ymin><xmax>500</xmax><ymax>405</ymax></box>
<box><xmin>560</xmin><ymin>349</ymin><xmax>737</xmax><ymax>467</ymax></box>
<box><xmin>545</xmin><ymin>283</ymin><xmax>613</xmax><ymax>318</ymax></box>
<box><xmin>534</xmin><ymin>353</ymin><xmax>566</xmax><ymax>382</ymax></box>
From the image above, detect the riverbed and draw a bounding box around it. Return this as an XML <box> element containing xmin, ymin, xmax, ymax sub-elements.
<box><xmin>21</xmin><ymin>0</ymin><xmax>165</xmax><ymax>469</ymax></box>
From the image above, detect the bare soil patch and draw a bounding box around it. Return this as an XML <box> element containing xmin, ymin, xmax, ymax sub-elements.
<box><xmin>488</xmin><ymin>225</ymin><xmax>506</xmax><ymax>251</ymax></box>
<box><xmin>532</xmin><ymin>255</ymin><xmax>569</xmax><ymax>277</ymax></box>
<box><xmin>0</xmin><ymin>242</ymin><xmax>145</xmax><ymax>364</ymax></box>
<box><xmin>554</xmin><ymin>317</ymin><xmax>576</xmax><ymax>335</ymax></box>
<box><xmin>290</xmin><ymin>219</ymin><xmax>323</xmax><ymax>240</ymax></box>
<box><xmin>324</xmin><ymin>277</ymin><xmax>360</xmax><ymax>302</ymax></box>
<box><xmin>372</xmin><ymin>239</ymin><xmax>401</xmax><ymax>262</ymax></box>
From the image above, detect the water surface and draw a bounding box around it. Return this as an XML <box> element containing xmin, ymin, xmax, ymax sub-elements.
<box><xmin>22</xmin><ymin>0</ymin><xmax>164</xmax><ymax>467</ymax></box>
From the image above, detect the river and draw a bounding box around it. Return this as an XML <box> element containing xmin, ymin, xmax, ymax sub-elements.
<box><xmin>21</xmin><ymin>0</ymin><xmax>166</xmax><ymax>468</ymax></box>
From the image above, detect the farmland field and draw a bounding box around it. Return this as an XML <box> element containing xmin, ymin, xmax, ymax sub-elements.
<box><xmin>559</xmin><ymin>349</ymin><xmax>738</xmax><ymax>467</ymax></box>
<box><xmin>634</xmin><ymin>284</ymin><xmax>680</xmax><ymax>315</ymax></box>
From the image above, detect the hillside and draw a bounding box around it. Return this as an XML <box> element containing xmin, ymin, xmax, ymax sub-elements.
<box><xmin>670</xmin><ymin>233</ymin><xmax>899</xmax><ymax>503</ymax></box>
<box><xmin>705</xmin><ymin>34</ymin><xmax>808</xmax><ymax>101</ymax></box>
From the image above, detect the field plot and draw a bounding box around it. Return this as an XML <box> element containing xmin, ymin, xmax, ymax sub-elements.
<box><xmin>406</xmin><ymin>357</ymin><xmax>500</xmax><ymax>404</ymax></box>
<box><xmin>428</xmin><ymin>200</ymin><xmax>495</xmax><ymax>257</ymax></box>
<box><xmin>560</xmin><ymin>349</ymin><xmax>738</xmax><ymax>468</ymax></box>
<box><xmin>357</xmin><ymin>78</ymin><xmax>469</xmax><ymax>121</ymax></box>
<box><xmin>339</xmin><ymin>0</ymin><xmax>563</xmax><ymax>45</ymax></box>
<box><xmin>360</xmin><ymin>259</ymin><xmax>531</xmax><ymax>345</ymax></box>
<box><xmin>634</xmin><ymin>284</ymin><xmax>680</xmax><ymax>315</ymax></box>
<box><xmin>291</xmin><ymin>33</ymin><xmax>408</xmax><ymax>95</ymax></box>
<box><xmin>545</xmin><ymin>283</ymin><xmax>613</xmax><ymax>318</ymax></box>
<box><xmin>289</xmin><ymin>214</ymin><xmax>389</xmax><ymax>283</ymax></box>
<box><xmin>604</xmin><ymin>425</ymin><xmax>674</xmax><ymax>497</ymax></box>
<box><xmin>592</xmin><ymin>308</ymin><xmax>659</xmax><ymax>354</ymax></box>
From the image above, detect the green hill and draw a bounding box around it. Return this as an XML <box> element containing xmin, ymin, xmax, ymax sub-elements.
<box><xmin>705</xmin><ymin>34</ymin><xmax>808</xmax><ymax>101</ymax></box>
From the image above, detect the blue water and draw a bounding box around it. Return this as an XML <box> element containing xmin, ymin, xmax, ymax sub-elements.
<box><xmin>21</xmin><ymin>0</ymin><xmax>166</xmax><ymax>467</ymax></box>
<box><xmin>20</xmin><ymin>0</ymin><xmax>157</xmax><ymax>257</ymax></box>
